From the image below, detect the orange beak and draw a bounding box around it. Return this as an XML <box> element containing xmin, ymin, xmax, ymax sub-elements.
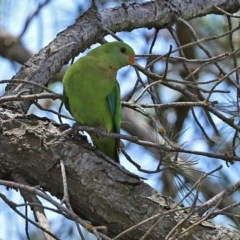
<box><xmin>129</xmin><ymin>54</ymin><xmax>135</xmax><ymax>65</ymax></box>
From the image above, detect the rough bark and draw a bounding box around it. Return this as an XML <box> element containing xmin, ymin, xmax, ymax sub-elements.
<box><xmin>0</xmin><ymin>108</ymin><xmax>239</xmax><ymax>239</ymax></box>
<box><xmin>4</xmin><ymin>0</ymin><xmax>240</xmax><ymax>112</ymax></box>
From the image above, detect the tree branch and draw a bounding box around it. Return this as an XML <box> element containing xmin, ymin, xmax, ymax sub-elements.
<box><xmin>4</xmin><ymin>0</ymin><xmax>240</xmax><ymax>113</ymax></box>
<box><xmin>0</xmin><ymin>108</ymin><xmax>239</xmax><ymax>239</ymax></box>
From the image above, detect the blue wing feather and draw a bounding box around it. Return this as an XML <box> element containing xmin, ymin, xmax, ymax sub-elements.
<box><xmin>107</xmin><ymin>82</ymin><xmax>121</xmax><ymax>162</ymax></box>
<box><xmin>107</xmin><ymin>82</ymin><xmax>121</xmax><ymax>134</ymax></box>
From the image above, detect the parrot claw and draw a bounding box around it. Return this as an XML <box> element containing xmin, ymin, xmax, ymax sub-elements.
<box><xmin>94</xmin><ymin>125</ymin><xmax>108</xmax><ymax>138</ymax></box>
<box><xmin>71</xmin><ymin>123</ymin><xmax>88</xmax><ymax>142</ymax></box>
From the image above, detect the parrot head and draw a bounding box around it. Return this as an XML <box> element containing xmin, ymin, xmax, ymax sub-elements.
<box><xmin>88</xmin><ymin>41</ymin><xmax>135</xmax><ymax>68</ymax></box>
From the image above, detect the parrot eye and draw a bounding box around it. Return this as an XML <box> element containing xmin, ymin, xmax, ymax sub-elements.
<box><xmin>120</xmin><ymin>47</ymin><xmax>126</xmax><ymax>53</ymax></box>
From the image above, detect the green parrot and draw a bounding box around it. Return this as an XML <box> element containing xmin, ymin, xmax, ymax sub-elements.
<box><xmin>62</xmin><ymin>41</ymin><xmax>135</xmax><ymax>162</ymax></box>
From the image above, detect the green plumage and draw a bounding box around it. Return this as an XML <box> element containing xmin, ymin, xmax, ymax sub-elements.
<box><xmin>62</xmin><ymin>41</ymin><xmax>135</xmax><ymax>162</ymax></box>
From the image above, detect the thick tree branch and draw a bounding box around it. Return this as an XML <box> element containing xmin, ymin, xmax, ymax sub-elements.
<box><xmin>4</xmin><ymin>0</ymin><xmax>240</xmax><ymax>113</ymax></box>
<box><xmin>0</xmin><ymin>27</ymin><xmax>32</xmax><ymax>64</ymax></box>
<box><xmin>0</xmin><ymin>108</ymin><xmax>239</xmax><ymax>239</ymax></box>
